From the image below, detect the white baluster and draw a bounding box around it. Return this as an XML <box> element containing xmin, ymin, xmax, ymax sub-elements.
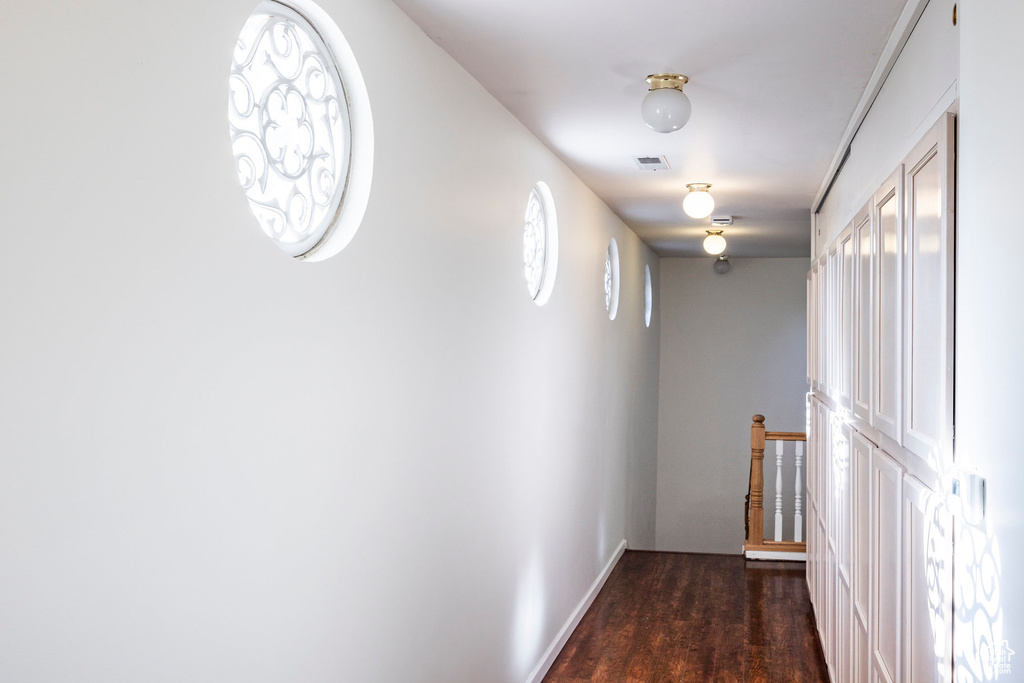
<box><xmin>774</xmin><ymin>440</ymin><xmax>784</xmax><ymax>542</ymax></box>
<box><xmin>794</xmin><ymin>440</ymin><xmax>804</xmax><ymax>543</ymax></box>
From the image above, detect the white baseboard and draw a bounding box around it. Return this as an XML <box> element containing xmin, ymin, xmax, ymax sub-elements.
<box><xmin>524</xmin><ymin>539</ymin><xmax>627</xmax><ymax>683</ymax></box>
<box><xmin>746</xmin><ymin>550</ymin><xmax>807</xmax><ymax>561</ymax></box>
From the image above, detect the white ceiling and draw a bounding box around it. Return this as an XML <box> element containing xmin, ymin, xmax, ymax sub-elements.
<box><xmin>391</xmin><ymin>0</ymin><xmax>907</xmax><ymax>257</ymax></box>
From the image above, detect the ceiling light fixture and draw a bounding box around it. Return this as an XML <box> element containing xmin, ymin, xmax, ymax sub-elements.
<box><xmin>703</xmin><ymin>229</ymin><xmax>727</xmax><ymax>255</ymax></box>
<box><xmin>713</xmin><ymin>255</ymin><xmax>731</xmax><ymax>274</ymax></box>
<box><xmin>683</xmin><ymin>183</ymin><xmax>715</xmax><ymax>219</ymax></box>
<box><xmin>641</xmin><ymin>74</ymin><xmax>691</xmax><ymax>133</ymax></box>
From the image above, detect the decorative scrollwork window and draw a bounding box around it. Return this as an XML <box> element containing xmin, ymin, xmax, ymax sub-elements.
<box><xmin>604</xmin><ymin>252</ymin><xmax>613</xmax><ymax>311</ymax></box>
<box><xmin>606</xmin><ymin>238</ymin><xmax>620</xmax><ymax>320</ymax></box>
<box><xmin>229</xmin><ymin>0</ymin><xmax>373</xmax><ymax>261</ymax></box>
<box><xmin>644</xmin><ymin>263</ymin><xmax>653</xmax><ymax>327</ymax></box>
<box><xmin>523</xmin><ymin>182</ymin><xmax>558</xmax><ymax>305</ymax></box>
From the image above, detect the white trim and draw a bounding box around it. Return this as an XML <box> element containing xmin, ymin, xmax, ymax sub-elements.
<box><xmin>746</xmin><ymin>550</ymin><xmax>808</xmax><ymax>562</ymax></box>
<box><xmin>903</xmin><ymin>81</ymin><xmax>958</xmax><ymax>167</ymax></box>
<box><xmin>812</xmin><ymin>0</ymin><xmax>931</xmax><ymax>212</ymax></box>
<box><xmin>524</xmin><ymin>539</ymin><xmax>627</xmax><ymax>683</ymax></box>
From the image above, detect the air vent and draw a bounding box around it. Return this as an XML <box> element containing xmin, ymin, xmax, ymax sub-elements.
<box><xmin>710</xmin><ymin>215</ymin><xmax>734</xmax><ymax>226</ymax></box>
<box><xmin>633</xmin><ymin>155</ymin><xmax>670</xmax><ymax>171</ymax></box>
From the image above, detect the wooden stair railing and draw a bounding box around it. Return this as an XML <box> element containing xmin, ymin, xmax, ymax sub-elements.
<box><xmin>744</xmin><ymin>414</ymin><xmax>807</xmax><ymax>561</ymax></box>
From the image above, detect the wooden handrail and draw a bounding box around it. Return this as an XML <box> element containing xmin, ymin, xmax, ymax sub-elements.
<box><xmin>765</xmin><ymin>431</ymin><xmax>807</xmax><ymax>442</ymax></box>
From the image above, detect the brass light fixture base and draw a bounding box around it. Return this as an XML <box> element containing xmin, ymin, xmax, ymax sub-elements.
<box><xmin>687</xmin><ymin>182</ymin><xmax>712</xmax><ymax>192</ymax></box>
<box><xmin>646</xmin><ymin>73</ymin><xmax>689</xmax><ymax>91</ymax></box>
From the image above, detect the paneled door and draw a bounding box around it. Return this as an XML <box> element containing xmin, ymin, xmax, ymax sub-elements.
<box><xmin>852</xmin><ymin>204</ymin><xmax>872</xmax><ymax>423</ymax></box>
<box><xmin>871</xmin><ymin>449</ymin><xmax>904</xmax><ymax>683</ymax></box>
<box><xmin>902</xmin><ymin>112</ymin><xmax>955</xmax><ymax>472</ymax></box>
<box><xmin>872</xmin><ymin>169</ymin><xmax>903</xmax><ymax>443</ymax></box>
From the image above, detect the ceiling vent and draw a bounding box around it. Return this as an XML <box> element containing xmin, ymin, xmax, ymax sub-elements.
<box><xmin>633</xmin><ymin>155</ymin><xmax>670</xmax><ymax>171</ymax></box>
<box><xmin>710</xmin><ymin>215</ymin><xmax>734</xmax><ymax>226</ymax></box>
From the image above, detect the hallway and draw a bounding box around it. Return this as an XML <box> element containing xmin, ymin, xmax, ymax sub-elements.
<box><xmin>544</xmin><ymin>552</ymin><xmax>827</xmax><ymax>681</ymax></box>
<box><xmin>4</xmin><ymin>0</ymin><xmax>1023</xmax><ymax>679</ymax></box>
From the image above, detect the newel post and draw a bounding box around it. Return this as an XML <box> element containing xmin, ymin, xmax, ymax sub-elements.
<box><xmin>746</xmin><ymin>414</ymin><xmax>766</xmax><ymax>548</ymax></box>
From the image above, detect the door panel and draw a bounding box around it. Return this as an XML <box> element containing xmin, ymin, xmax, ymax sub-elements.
<box><xmin>853</xmin><ymin>205</ymin><xmax>873</xmax><ymax>422</ymax></box>
<box><xmin>839</xmin><ymin>227</ymin><xmax>854</xmax><ymax>409</ymax></box>
<box><xmin>836</xmin><ymin>423</ymin><xmax>853</xmax><ymax>682</ymax></box>
<box><xmin>818</xmin><ymin>256</ymin><xmax>828</xmax><ymax>393</ymax></box>
<box><xmin>903</xmin><ymin>475</ymin><xmax>952</xmax><ymax>683</ymax></box>
<box><xmin>902</xmin><ymin>113</ymin><xmax>955</xmax><ymax>471</ymax></box>
<box><xmin>872</xmin><ymin>170</ymin><xmax>903</xmax><ymax>442</ymax></box>
<box><xmin>852</xmin><ymin>430</ymin><xmax>874</xmax><ymax>683</ymax></box>
<box><xmin>823</xmin><ymin>405</ymin><xmax>835</xmax><ymax>671</ymax></box>
<box><xmin>872</xmin><ymin>449</ymin><xmax>903</xmax><ymax>683</ymax></box>
<box><xmin>827</xmin><ymin>245</ymin><xmax>840</xmax><ymax>396</ymax></box>
<box><xmin>807</xmin><ymin>271</ymin><xmax>814</xmax><ymax>385</ymax></box>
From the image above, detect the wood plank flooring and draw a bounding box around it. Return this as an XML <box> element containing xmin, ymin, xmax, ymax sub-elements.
<box><xmin>543</xmin><ymin>551</ymin><xmax>828</xmax><ymax>682</ymax></box>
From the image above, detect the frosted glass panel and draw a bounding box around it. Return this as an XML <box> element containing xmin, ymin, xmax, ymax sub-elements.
<box><xmin>524</xmin><ymin>182</ymin><xmax>558</xmax><ymax>305</ymax></box>
<box><xmin>228</xmin><ymin>0</ymin><xmax>373</xmax><ymax>261</ymax></box>
<box><xmin>524</xmin><ymin>187</ymin><xmax>547</xmax><ymax>299</ymax></box>
<box><xmin>644</xmin><ymin>264</ymin><xmax>653</xmax><ymax>327</ymax></box>
<box><xmin>230</xmin><ymin>1</ymin><xmax>351</xmax><ymax>257</ymax></box>
<box><xmin>605</xmin><ymin>238</ymin><xmax>620</xmax><ymax>320</ymax></box>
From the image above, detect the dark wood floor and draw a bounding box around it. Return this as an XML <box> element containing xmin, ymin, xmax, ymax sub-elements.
<box><xmin>543</xmin><ymin>551</ymin><xmax>828</xmax><ymax>682</ymax></box>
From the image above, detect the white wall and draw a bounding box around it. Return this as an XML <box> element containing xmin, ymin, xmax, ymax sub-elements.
<box><xmin>815</xmin><ymin>0</ymin><xmax>959</xmax><ymax>252</ymax></box>
<box><xmin>957</xmin><ymin>0</ymin><xmax>1024</xmax><ymax>679</ymax></box>
<box><xmin>655</xmin><ymin>258</ymin><xmax>808</xmax><ymax>554</ymax></box>
<box><xmin>0</xmin><ymin>1</ymin><xmax>660</xmax><ymax>681</ymax></box>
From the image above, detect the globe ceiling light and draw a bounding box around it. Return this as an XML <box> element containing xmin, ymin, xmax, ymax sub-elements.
<box><xmin>703</xmin><ymin>230</ymin><xmax>727</xmax><ymax>255</ymax></box>
<box><xmin>641</xmin><ymin>74</ymin><xmax>691</xmax><ymax>133</ymax></box>
<box><xmin>713</xmin><ymin>255</ymin><xmax>731</xmax><ymax>274</ymax></box>
<box><xmin>683</xmin><ymin>183</ymin><xmax>715</xmax><ymax>219</ymax></box>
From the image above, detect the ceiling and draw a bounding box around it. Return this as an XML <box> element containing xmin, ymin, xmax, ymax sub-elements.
<box><xmin>391</xmin><ymin>0</ymin><xmax>908</xmax><ymax>257</ymax></box>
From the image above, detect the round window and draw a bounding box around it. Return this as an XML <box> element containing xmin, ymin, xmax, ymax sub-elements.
<box><xmin>523</xmin><ymin>182</ymin><xmax>558</xmax><ymax>305</ymax></box>
<box><xmin>606</xmin><ymin>238</ymin><xmax>620</xmax><ymax>320</ymax></box>
<box><xmin>229</xmin><ymin>0</ymin><xmax>373</xmax><ymax>261</ymax></box>
<box><xmin>644</xmin><ymin>263</ymin><xmax>653</xmax><ymax>327</ymax></box>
